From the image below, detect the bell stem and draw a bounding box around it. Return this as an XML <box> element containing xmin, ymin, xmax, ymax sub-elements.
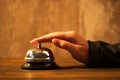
<box><xmin>38</xmin><ymin>42</ymin><xmax>41</xmax><ymax>49</ymax></box>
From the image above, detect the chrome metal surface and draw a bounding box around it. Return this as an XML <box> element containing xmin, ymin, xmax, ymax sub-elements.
<box><xmin>24</xmin><ymin>42</ymin><xmax>54</xmax><ymax>63</ymax></box>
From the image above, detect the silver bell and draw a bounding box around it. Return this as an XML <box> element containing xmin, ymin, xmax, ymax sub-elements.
<box><xmin>21</xmin><ymin>42</ymin><xmax>58</xmax><ymax>70</ymax></box>
<box><xmin>25</xmin><ymin>43</ymin><xmax>54</xmax><ymax>63</ymax></box>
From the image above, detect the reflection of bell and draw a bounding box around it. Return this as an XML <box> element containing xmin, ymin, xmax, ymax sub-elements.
<box><xmin>21</xmin><ymin>42</ymin><xmax>58</xmax><ymax>70</ymax></box>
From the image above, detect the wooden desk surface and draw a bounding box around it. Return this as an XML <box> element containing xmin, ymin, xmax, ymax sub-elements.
<box><xmin>0</xmin><ymin>58</ymin><xmax>120</xmax><ymax>80</ymax></box>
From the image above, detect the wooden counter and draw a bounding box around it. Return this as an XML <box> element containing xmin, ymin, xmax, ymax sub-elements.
<box><xmin>0</xmin><ymin>58</ymin><xmax>120</xmax><ymax>80</ymax></box>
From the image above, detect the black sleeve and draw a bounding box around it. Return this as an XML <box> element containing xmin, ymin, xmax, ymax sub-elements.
<box><xmin>87</xmin><ymin>41</ymin><xmax>120</xmax><ymax>68</ymax></box>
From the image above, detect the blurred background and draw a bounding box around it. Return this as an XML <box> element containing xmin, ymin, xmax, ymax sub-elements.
<box><xmin>0</xmin><ymin>0</ymin><xmax>120</xmax><ymax>60</ymax></box>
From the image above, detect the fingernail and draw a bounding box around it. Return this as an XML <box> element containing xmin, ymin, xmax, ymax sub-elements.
<box><xmin>30</xmin><ymin>40</ymin><xmax>38</xmax><ymax>44</ymax></box>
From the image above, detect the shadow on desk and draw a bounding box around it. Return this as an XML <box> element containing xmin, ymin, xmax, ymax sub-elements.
<box><xmin>59</xmin><ymin>65</ymin><xmax>87</xmax><ymax>70</ymax></box>
<box><xmin>56</xmin><ymin>66</ymin><xmax>120</xmax><ymax>70</ymax></box>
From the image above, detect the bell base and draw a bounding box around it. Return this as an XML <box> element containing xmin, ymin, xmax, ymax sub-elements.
<box><xmin>21</xmin><ymin>62</ymin><xmax>59</xmax><ymax>70</ymax></box>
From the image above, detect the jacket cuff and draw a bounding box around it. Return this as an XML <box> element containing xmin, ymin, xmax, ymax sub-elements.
<box><xmin>86</xmin><ymin>41</ymin><xmax>107</xmax><ymax>67</ymax></box>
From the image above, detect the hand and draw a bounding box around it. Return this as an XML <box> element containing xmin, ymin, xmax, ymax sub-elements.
<box><xmin>30</xmin><ymin>31</ymin><xmax>89</xmax><ymax>64</ymax></box>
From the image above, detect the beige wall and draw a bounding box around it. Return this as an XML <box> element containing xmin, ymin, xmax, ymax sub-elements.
<box><xmin>0</xmin><ymin>0</ymin><xmax>120</xmax><ymax>59</ymax></box>
<box><xmin>79</xmin><ymin>0</ymin><xmax>120</xmax><ymax>43</ymax></box>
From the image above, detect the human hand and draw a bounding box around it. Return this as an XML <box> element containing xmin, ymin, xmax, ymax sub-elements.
<box><xmin>30</xmin><ymin>31</ymin><xmax>89</xmax><ymax>64</ymax></box>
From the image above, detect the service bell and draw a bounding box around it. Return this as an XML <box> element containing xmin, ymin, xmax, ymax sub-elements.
<box><xmin>21</xmin><ymin>42</ymin><xmax>58</xmax><ymax>70</ymax></box>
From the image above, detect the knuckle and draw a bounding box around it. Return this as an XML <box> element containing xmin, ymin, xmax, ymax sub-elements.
<box><xmin>60</xmin><ymin>42</ymin><xmax>68</xmax><ymax>48</ymax></box>
<box><xmin>70</xmin><ymin>31</ymin><xmax>77</xmax><ymax>36</ymax></box>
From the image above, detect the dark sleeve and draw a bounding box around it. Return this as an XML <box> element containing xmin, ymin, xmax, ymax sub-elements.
<box><xmin>87</xmin><ymin>41</ymin><xmax>120</xmax><ymax>68</ymax></box>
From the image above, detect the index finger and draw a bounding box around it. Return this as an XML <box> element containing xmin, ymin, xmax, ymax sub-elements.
<box><xmin>30</xmin><ymin>31</ymin><xmax>70</xmax><ymax>44</ymax></box>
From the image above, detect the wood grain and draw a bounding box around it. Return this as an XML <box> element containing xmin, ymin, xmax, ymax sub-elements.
<box><xmin>0</xmin><ymin>58</ymin><xmax>120</xmax><ymax>80</ymax></box>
